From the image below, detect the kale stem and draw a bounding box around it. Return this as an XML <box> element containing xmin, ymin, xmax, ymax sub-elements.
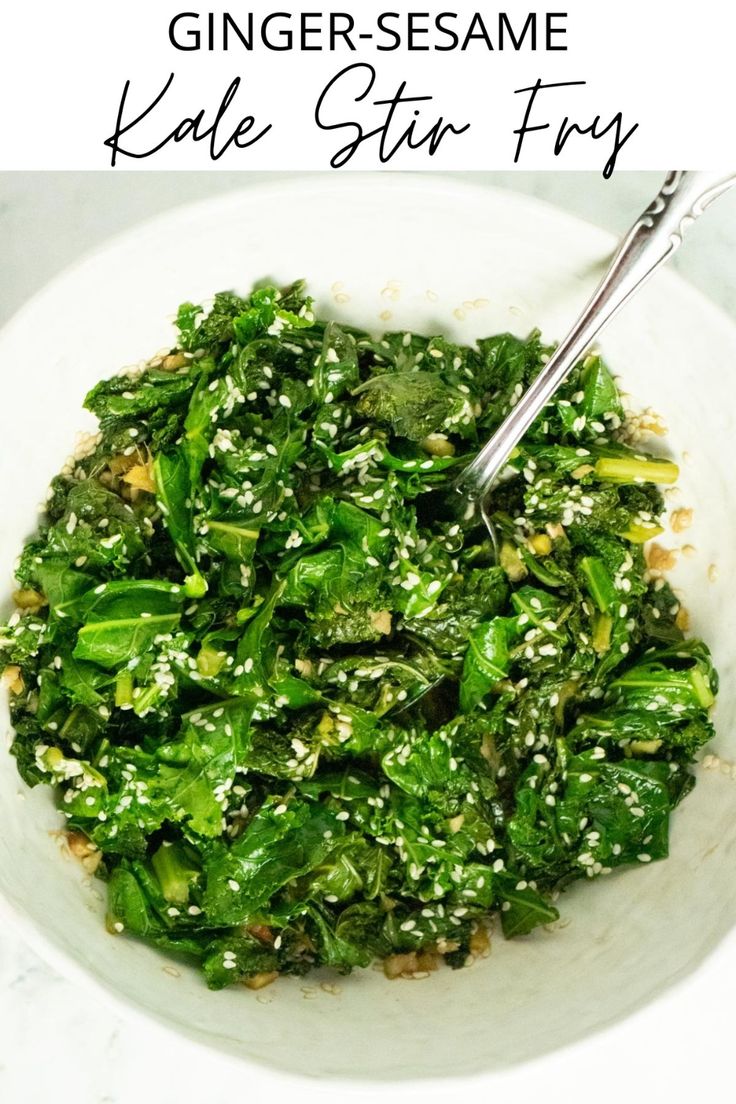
<box><xmin>594</xmin><ymin>456</ymin><xmax>678</xmax><ymax>485</ymax></box>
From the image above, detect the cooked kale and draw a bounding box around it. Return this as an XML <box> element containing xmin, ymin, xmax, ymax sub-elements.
<box><xmin>0</xmin><ymin>280</ymin><xmax>716</xmax><ymax>989</ymax></box>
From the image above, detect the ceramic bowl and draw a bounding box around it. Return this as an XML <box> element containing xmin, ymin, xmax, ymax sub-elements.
<box><xmin>1</xmin><ymin>176</ymin><xmax>735</xmax><ymax>1080</ymax></box>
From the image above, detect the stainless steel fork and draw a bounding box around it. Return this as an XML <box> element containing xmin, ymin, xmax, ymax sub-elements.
<box><xmin>456</xmin><ymin>170</ymin><xmax>736</xmax><ymax>548</ymax></box>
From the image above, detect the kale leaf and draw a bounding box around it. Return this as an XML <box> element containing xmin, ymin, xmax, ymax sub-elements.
<box><xmin>0</xmin><ymin>279</ymin><xmax>715</xmax><ymax>989</ymax></box>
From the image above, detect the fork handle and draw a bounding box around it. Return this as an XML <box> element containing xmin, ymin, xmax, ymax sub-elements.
<box><xmin>457</xmin><ymin>170</ymin><xmax>736</xmax><ymax>502</ymax></box>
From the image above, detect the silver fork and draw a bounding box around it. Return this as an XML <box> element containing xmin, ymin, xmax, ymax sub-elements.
<box><xmin>455</xmin><ymin>170</ymin><xmax>736</xmax><ymax>552</ymax></box>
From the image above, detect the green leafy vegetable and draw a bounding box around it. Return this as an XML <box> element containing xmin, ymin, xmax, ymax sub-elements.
<box><xmin>0</xmin><ymin>280</ymin><xmax>716</xmax><ymax>990</ymax></box>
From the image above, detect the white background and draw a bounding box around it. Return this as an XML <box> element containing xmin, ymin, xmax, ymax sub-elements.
<box><xmin>1</xmin><ymin>0</ymin><xmax>735</xmax><ymax>170</ymax></box>
<box><xmin>1</xmin><ymin>171</ymin><xmax>736</xmax><ymax>1102</ymax></box>
<box><xmin>4</xmin><ymin>171</ymin><xmax>736</xmax><ymax>326</ymax></box>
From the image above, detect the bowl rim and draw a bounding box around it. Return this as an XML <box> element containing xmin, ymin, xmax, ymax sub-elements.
<box><xmin>2</xmin><ymin>170</ymin><xmax>736</xmax><ymax>1089</ymax></box>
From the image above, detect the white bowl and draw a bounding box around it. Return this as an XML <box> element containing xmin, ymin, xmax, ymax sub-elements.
<box><xmin>1</xmin><ymin>175</ymin><xmax>735</xmax><ymax>1082</ymax></box>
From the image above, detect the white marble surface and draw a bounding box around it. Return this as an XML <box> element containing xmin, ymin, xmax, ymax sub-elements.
<box><xmin>1</xmin><ymin>172</ymin><xmax>735</xmax><ymax>1104</ymax></box>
